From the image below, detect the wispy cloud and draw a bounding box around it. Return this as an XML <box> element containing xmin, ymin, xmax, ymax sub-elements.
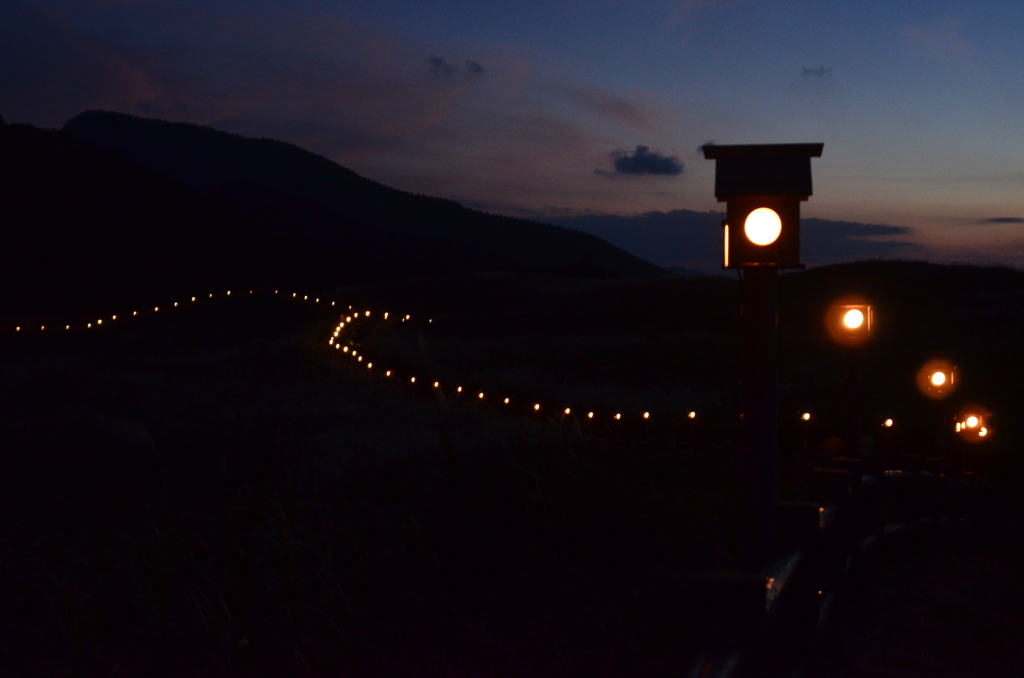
<box><xmin>465</xmin><ymin>59</ymin><xmax>485</xmax><ymax>75</ymax></box>
<box><xmin>559</xmin><ymin>84</ymin><xmax>657</xmax><ymax>133</ymax></box>
<box><xmin>427</xmin><ymin>55</ymin><xmax>456</xmax><ymax>76</ymax></box>
<box><xmin>900</xmin><ymin>19</ymin><xmax>972</xmax><ymax>62</ymax></box>
<box><xmin>980</xmin><ymin>217</ymin><xmax>1024</xmax><ymax>224</ymax></box>
<box><xmin>800</xmin><ymin>66</ymin><xmax>832</xmax><ymax>78</ymax></box>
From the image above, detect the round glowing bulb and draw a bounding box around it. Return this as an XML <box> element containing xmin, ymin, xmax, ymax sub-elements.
<box><xmin>614</xmin><ymin>413</ymin><xmax>621</xmax><ymax>420</ymax></box>
<box><xmin>367</xmin><ymin>363</ymin><xmax>372</xmax><ymax>368</ymax></box>
<box><xmin>743</xmin><ymin>207</ymin><xmax>782</xmax><ymax>246</ymax></box>
<box><xmin>966</xmin><ymin>415</ymin><xmax>979</xmax><ymax>428</ymax></box>
<box><xmin>930</xmin><ymin>371</ymin><xmax>946</xmax><ymax>387</ymax></box>
<box><xmin>478</xmin><ymin>392</ymin><xmax>484</xmax><ymax>399</ymax></box>
<box><xmin>643</xmin><ymin>412</ymin><xmax>650</xmax><ymax>419</ymax></box>
<box><xmin>504</xmin><ymin>398</ymin><xmax>510</xmax><ymax>404</ymax></box>
<box><xmin>410</xmin><ymin>377</ymin><xmax>415</xmax><ymax>383</ymax></box>
<box><xmin>842</xmin><ymin>309</ymin><xmax>864</xmax><ymax>329</ymax></box>
<box><xmin>386</xmin><ymin>371</ymin><xmax>391</xmax><ymax>377</ymax></box>
<box><xmin>801</xmin><ymin>412</ymin><xmax>811</xmax><ymax>421</ymax></box>
<box><xmin>457</xmin><ymin>386</ymin><xmax>462</xmax><ymax>393</ymax></box>
<box><xmin>588</xmin><ymin>412</ymin><xmax>594</xmax><ymax>419</ymax></box>
<box><xmin>688</xmin><ymin>411</ymin><xmax>696</xmax><ymax>419</ymax></box>
<box><xmin>884</xmin><ymin>418</ymin><xmax>893</xmax><ymax>428</ymax></box>
<box><xmin>564</xmin><ymin>408</ymin><xmax>571</xmax><ymax>415</ymax></box>
<box><xmin>434</xmin><ymin>381</ymin><xmax>439</xmax><ymax>388</ymax></box>
<box><xmin>534</xmin><ymin>404</ymin><xmax>540</xmax><ymax>411</ymax></box>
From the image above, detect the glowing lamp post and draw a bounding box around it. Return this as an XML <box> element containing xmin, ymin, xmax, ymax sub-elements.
<box><xmin>827</xmin><ymin>302</ymin><xmax>873</xmax><ymax>455</ymax></box>
<box><xmin>703</xmin><ymin>142</ymin><xmax>823</xmax><ymax>567</ymax></box>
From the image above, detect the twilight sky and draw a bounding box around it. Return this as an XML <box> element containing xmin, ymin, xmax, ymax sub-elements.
<box><xmin>3</xmin><ymin>0</ymin><xmax>1023</xmax><ymax>269</ymax></box>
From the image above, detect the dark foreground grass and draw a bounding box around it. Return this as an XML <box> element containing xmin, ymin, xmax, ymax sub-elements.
<box><xmin>0</xmin><ymin>294</ymin><xmax>742</xmax><ymax>677</ymax></box>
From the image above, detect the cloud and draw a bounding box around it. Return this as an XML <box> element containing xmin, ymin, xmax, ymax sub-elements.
<box><xmin>981</xmin><ymin>217</ymin><xmax>1024</xmax><ymax>224</ymax></box>
<box><xmin>465</xmin><ymin>60</ymin><xmax>485</xmax><ymax>75</ymax></box>
<box><xmin>800</xmin><ymin>66</ymin><xmax>831</xmax><ymax>78</ymax></box>
<box><xmin>540</xmin><ymin>210</ymin><xmax>923</xmax><ymax>273</ymax></box>
<box><xmin>600</xmin><ymin>145</ymin><xmax>683</xmax><ymax>176</ymax></box>
<box><xmin>427</xmin><ymin>55</ymin><xmax>456</xmax><ymax>76</ymax></box>
<box><xmin>559</xmin><ymin>84</ymin><xmax>657</xmax><ymax>132</ymax></box>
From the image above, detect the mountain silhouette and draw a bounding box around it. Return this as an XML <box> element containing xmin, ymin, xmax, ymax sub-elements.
<box><xmin>62</xmin><ymin>110</ymin><xmax>666</xmax><ymax>281</ymax></box>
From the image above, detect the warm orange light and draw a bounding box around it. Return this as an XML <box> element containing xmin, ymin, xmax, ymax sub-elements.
<box><xmin>434</xmin><ymin>381</ymin><xmax>439</xmax><ymax>388</ymax></box>
<box><xmin>457</xmin><ymin>386</ymin><xmax>462</xmax><ymax>393</ymax></box>
<box><xmin>411</xmin><ymin>377</ymin><xmax>416</xmax><ymax>383</ymax></box>
<box><xmin>478</xmin><ymin>392</ymin><xmax>484</xmax><ymax>399</ymax></box>
<box><xmin>386</xmin><ymin>370</ymin><xmax>391</xmax><ymax>376</ymax></box>
<box><xmin>643</xmin><ymin>412</ymin><xmax>650</xmax><ymax>419</ymax></box>
<box><xmin>174</xmin><ymin>302</ymin><xmax>178</xmax><ymax>307</ymax></box>
<box><xmin>979</xmin><ymin>427</ymin><xmax>988</xmax><ymax>437</ymax></box>
<box><xmin>930</xmin><ymin>371</ymin><xmax>946</xmax><ymax>387</ymax></box>
<box><xmin>343</xmin><ymin>346</ymin><xmax>349</xmax><ymax>352</ymax></box>
<box><xmin>97</xmin><ymin>319</ymin><xmax>102</xmax><ymax>325</ymax></box>
<box><xmin>227</xmin><ymin>291</ymin><xmax>232</xmax><ymax>296</ymax></box>
<box><xmin>534</xmin><ymin>404</ymin><xmax>540</xmax><ymax>411</ymax></box>
<box><xmin>842</xmin><ymin>309</ymin><xmax>864</xmax><ymax>329</ymax></box>
<box><xmin>154</xmin><ymin>307</ymin><xmax>159</xmax><ymax>312</ymax></box>
<box><xmin>40</xmin><ymin>326</ymin><xmax>44</xmax><ymax>330</ymax></box>
<box><xmin>564</xmin><ymin>408</ymin><xmax>571</xmax><ymax>415</ymax></box>
<box><xmin>966</xmin><ymin>415</ymin><xmax>979</xmax><ymax>428</ymax></box>
<box><xmin>884</xmin><ymin>418</ymin><xmax>893</xmax><ymax>428</ymax></box>
<box><xmin>112</xmin><ymin>315</ymin><xmax>116</xmax><ymax>320</ymax></box>
<box><xmin>367</xmin><ymin>363</ymin><xmax>372</xmax><ymax>368</ymax></box>
<box><xmin>744</xmin><ymin>207</ymin><xmax>782</xmax><ymax>246</ymax></box>
<box><xmin>504</xmin><ymin>398</ymin><xmax>510</xmax><ymax>404</ymax></box>
<box><xmin>335</xmin><ymin>344</ymin><xmax>340</xmax><ymax>349</ymax></box>
<box><xmin>384</xmin><ymin>313</ymin><xmax>388</xmax><ymax>319</ymax></box>
<box><xmin>614</xmin><ymin>413</ymin><xmax>621</xmax><ymax>420</ymax></box>
<box><xmin>588</xmin><ymin>412</ymin><xmax>594</xmax><ymax>418</ymax></box>
<box><xmin>801</xmin><ymin>412</ymin><xmax>811</xmax><ymax>421</ymax></box>
<box><xmin>357</xmin><ymin>356</ymin><xmax>362</xmax><ymax>362</ymax></box>
<box><xmin>133</xmin><ymin>312</ymin><xmax>137</xmax><ymax>316</ymax></box>
<box><xmin>688</xmin><ymin>411</ymin><xmax>696</xmax><ymax>419</ymax></box>
<box><xmin>65</xmin><ymin>325</ymin><xmax>69</xmax><ymax>330</ymax></box>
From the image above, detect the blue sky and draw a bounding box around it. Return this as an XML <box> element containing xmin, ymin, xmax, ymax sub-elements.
<box><xmin>3</xmin><ymin>0</ymin><xmax>1023</xmax><ymax>268</ymax></box>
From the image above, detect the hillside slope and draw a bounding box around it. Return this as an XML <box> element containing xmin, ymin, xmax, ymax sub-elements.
<box><xmin>63</xmin><ymin>111</ymin><xmax>667</xmax><ymax>280</ymax></box>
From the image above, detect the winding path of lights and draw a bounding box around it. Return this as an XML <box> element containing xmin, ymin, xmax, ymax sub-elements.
<box><xmin>4</xmin><ymin>288</ymin><xmax>906</xmax><ymax>429</ymax></box>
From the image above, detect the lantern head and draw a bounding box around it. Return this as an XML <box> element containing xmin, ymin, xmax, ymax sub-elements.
<box><xmin>827</xmin><ymin>302</ymin><xmax>873</xmax><ymax>347</ymax></box>
<box><xmin>703</xmin><ymin>143</ymin><xmax>823</xmax><ymax>268</ymax></box>
<box><xmin>916</xmin><ymin>359</ymin><xmax>958</xmax><ymax>399</ymax></box>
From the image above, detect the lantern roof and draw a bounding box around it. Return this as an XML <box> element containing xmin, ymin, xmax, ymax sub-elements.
<box><xmin>702</xmin><ymin>143</ymin><xmax>823</xmax><ymax>199</ymax></box>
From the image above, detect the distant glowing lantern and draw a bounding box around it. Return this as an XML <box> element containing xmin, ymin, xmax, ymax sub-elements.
<box><xmin>643</xmin><ymin>412</ymin><xmax>650</xmax><ymax>419</ymax></box>
<box><xmin>917</xmin><ymin>360</ymin><xmax>957</xmax><ymax>399</ymax></box>
<box><xmin>504</xmin><ymin>398</ymin><xmax>510</xmax><ymax>404</ymax></box>
<box><xmin>97</xmin><ymin>319</ymin><xmax>102</xmax><ymax>325</ymax></box>
<box><xmin>411</xmin><ymin>377</ymin><xmax>416</xmax><ymax>383</ymax></box>
<box><xmin>368</xmin><ymin>363</ymin><xmax>372</xmax><ymax>368</ymax></box>
<box><xmin>744</xmin><ymin>208</ymin><xmax>782</xmax><ymax>246</ymax></box>
<box><xmin>534</xmin><ymin>404</ymin><xmax>540</xmax><ymax>411</ymax></box>
<box><xmin>386</xmin><ymin>371</ymin><xmax>391</xmax><ymax>376</ymax></box>
<box><xmin>884</xmin><ymin>418</ymin><xmax>894</xmax><ymax>428</ymax></box>
<box><xmin>688</xmin><ymin>411</ymin><xmax>696</xmax><ymax>419</ymax></box>
<box><xmin>384</xmin><ymin>313</ymin><xmax>389</xmax><ymax>319</ymax></box>
<box><xmin>564</xmin><ymin>408</ymin><xmax>571</xmax><ymax>415</ymax></box>
<box><xmin>827</xmin><ymin>301</ymin><xmax>873</xmax><ymax>346</ymax></box>
<box><xmin>457</xmin><ymin>386</ymin><xmax>462</xmax><ymax>393</ymax></box>
<box><xmin>478</xmin><ymin>392</ymin><xmax>484</xmax><ymax>399</ymax></box>
<box><xmin>979</xmin><ymin>427</ymin><xmax>988</xmax><ymax>437</ymax></box>
<box><xmin>614</xmin><ymin>413</ymin><xmax>621</xmax><ymax>420</ymax></box>
<box><xmin>588</xmin><ymin>412</ymin><xmax>594</xmax><ymax>418</ymax></box>
<box><xmin>434</xmin><ymin>381</ymin><xmax>439</xmax><ymax>388</ymax></box>
<box><xmin>801</xmin><ymin>412</ymin><xmax>811</xmax><ymax>421</ymax></box>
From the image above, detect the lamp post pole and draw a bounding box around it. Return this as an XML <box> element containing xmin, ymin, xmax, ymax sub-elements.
<box><xmin>846</xmin><ymin>347</ymin><xmax>863</xmax><ymax>457</ymax></box>
<box><xmin>740</xmin><ymin>266</ymin><xmax>779</xmax><ymax>567</ymax></box>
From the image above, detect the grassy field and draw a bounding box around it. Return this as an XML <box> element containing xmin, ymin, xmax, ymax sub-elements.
<box><xmin>0</xmin><ymin>262</ymin><xmax>1021</xmax><ymax>676</ymax></box>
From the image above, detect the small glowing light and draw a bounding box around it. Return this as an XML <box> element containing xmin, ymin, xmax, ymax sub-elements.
<box><xmin>346</xmin><ymin>317</ymin><xmax>351</xmax><ymax>322</ymax></box>
<box><xmin>210</xmin><ymin>294</ymin><xmax>213</xmax><ymax>298</ymax></box>
<box><xmin>819</xmin><ymin>507</ymin><xmax>825</xmax><ymax>515</ymax></box>
<box><xmin>154</xmin><ymin>307</ymin><xmax>159</xmax><ymax>312</ymax></box>
<box><xmin>358</xmin><ymin>357</ymin><xmax>362</xmax><ymax>362</ymax></box>
<box><xmin>65</xmin><ymin>325</ymin><xmax>69</xmax><ymax>330</ymax></box>
<box><xmin>930</xmin><ymin>371</ymin><xmax>946</xmax><ymax>387</ymax></box>
<box><xmin>478</xmin><ymin>392</ymin><xmax>485</xmax><ymax>399</ymax></box>
<box><xmin>133</xmin><ymin>312</ymin><xmax>137</xmax><ymax>316</ymax></box>
<box><xmin>335</xmin><ymin>344</ymin><xmax>340</xmax><ymax>350</ymax></box>
<box><xmin>643</xmin><ymin>412</ymin><xmax>650</xmax><ymax>419</ymax></box>
<box><xmin>614</xmin><ymin>413</ymin><xmax>621</xmax><ymax>420</ymax></box>
<box><xmin>979</xmin><ymin>427</ymin><xmax>988</xmax><ymax>437</ymax></box>
<box><xmin>112</xmin><ymin>315</ymin><xmax>116</xmax><ymax>320</ymax></box>
<box><xmin>275</xmin><ymin>290</ymin><xmax>279</xmax><ymax>294</ymax></box>
<box><xmin>386</xmin><ymin>371</ymin><xmax>391</xmax><ymax>377</ymax></box>
<box><xmin>97</xmin><ymin>319</ymin><xmax>102</xmax><ymax>325</ymax></box>
<box><xmin>405</xmin><ymin>315</ymin><xmax>410</xmax><ymax>320</ymax></box>
<box><xmin>227</xmin><ymin>291</ymin><xmax>231</xmax><ymax>296</ymax></box>
<box><xmin>801</xmin><ymin>412</ymin><xmax>811</xmax><ymax>421</ymax></box>
<box><xmin>315</xmin><ymin>298</ymin><xmax>319</xmax><ymax>303</ymax></box>
<box><xmin>429</xmin><ymin>319</ymin><xmax>433</xmax><ymax>323</ymax></box>
<box><xmin>884</xmin><ymin>418</ymin><xmax>894</xmax><ymax>428</ymax></box>
<box><xmin>367</xmin><ymin>363</ymin><xmax>372</xmax><ymax>368</ymax></box>
<box><xmin>293</xmin><ymin>293</ymin><xmax>297</xmax><ymax>298</ymax></box>
<box><xmin>352</xmin><ymin>350</ymin><xmax>357</xmax><ymax>356</ymax></box>
<box><xmin>434</xmin><ymin>381</ymin><xmax>440</xmax><ymax>388</ymax></box>
<box><xmin>329</xmin><ymin>338</ymin><xmax>334</xmax><ymax>344</ymax></box>
<box><xmin>384</xmin><ymin>312</ymin><xmax>389</xmax><ymax>319</ymax></box>
<box><xmin>534</xmin><ymin>404</ymin><xmax>540</xmax><ymax>411</ymax></box>
<box><xmin>688</xmin><ymin>411</ymin><xmax>696</xmax><ymax>419</ymax></box>
<box><xmin>332</xmin><ymin>302</ymin><xmax>335</xmax><ymax>306</ymax></box>
<box><xmin>842</xmin><ymin>309</ymin><xmax>864</xmax><ymax>329</ymax></box>
<box><xmin>955</xmin><ymin>423</ymin><xmax>962</xmax><ymax>432</ymax></box>
<box><xmin>366</xmin><ymin>311</ymin><xmax>370</xmax><ymax>316</ymax></box>
<box><xmin>743</xmin><ymin>207</ymin><xmax>782</xmax><ymax>246</ymax></box>
<box><xmin>304</xmin><ymin>296</ymin><xmax>308</xmax><ymax>300</ymax></box>
<box><xmin>457</xmin><ymin>387</ymin><xmax>462</xmax><ymax>393</ymax></box>
<box><xmin>411</xmin><ymin>377</ymin><xmax>416</xmax><ymax>383</ymax></box>
<box><xmin>504</xmin><ymin>398</ymin><xmax>510</xmax><ymax>404</ymax></box>
<box><xmin>588</xmin><ymin>412</ymin><xmax>594</xmax><ymax>419</ymax></box>
<box><xmin>192</xmin><ymin>297</ymin><xmax>196</xmax><ymax>301</ymax></box>
<box><xmin>564</xmin><ymin>408</ymin><xmax>571</xmax><ymax>415</ymax></box>
<box><xmin>249</xmin><ymin>290</ymin><xmax>253</xmax><ymax>294</ymax></box>
<box><xmin>174</xmin><ymin>302</ymin><xmax>178</xmax><ymax>307</ymax></box>
<box><xmin>40</xmin><ymin>326</ymin><xmax>44</xmax><ymax>331</ymax></box>
<box><xmin>966</xmin><ymin>415</ymin><xmax>979</xmax><ymax>428</ymax></box>
<box><xmin>343</xmin><ymin>346</ymin><xmax>349</xmax><ymax>352</ymax></box>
